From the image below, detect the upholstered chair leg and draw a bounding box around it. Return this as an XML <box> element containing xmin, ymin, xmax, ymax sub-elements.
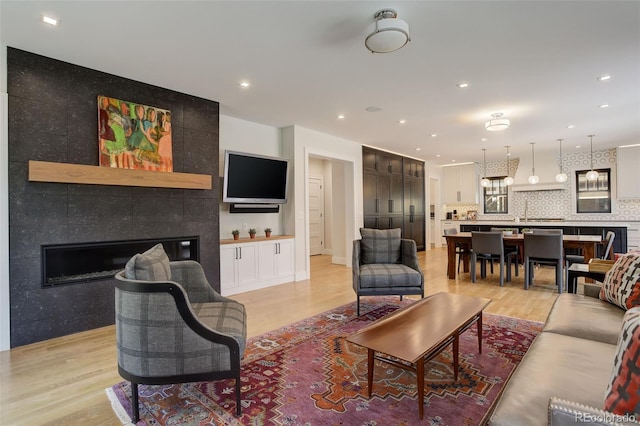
<box><xmin>400</xmin><ymin>295</ymin><xmax>403</xmax><ymax>301</ymax></box>
<box><xmin>235</xmin><ymin>376</ymin><xmax>242</xmax><ymax>416</ymax></box>
<box><xmin>470</xmin><ymin>253</ymin><xmax>476</xmax><ymax>283</ymax></box>
<box><xmin>506</xmin><ymin>257</ymin><xmax>512</xmax><ymax>282</ymax></box>
<box><xmin>131</xmin><ymin>382</ymin><xmax>140</xmax><ymax>423</ymax></box>
<box><xmin>524</xmin><ymin>258</ymin><xmax>530</xmax><ymax>289</ymax></box>
<box><xmin>499</xmin><ymin>258</ymin><xmax>505</xmax><ymax>287</ymax></box>
<box><xmin>357</xmin><ymin>296</ymin><xmax>360</xmax><ymax>316</ymax></box>
<box><xmin>556</xmin><ymin>261</ymin><xmax>563</xmax><ymax>294</ymax></box>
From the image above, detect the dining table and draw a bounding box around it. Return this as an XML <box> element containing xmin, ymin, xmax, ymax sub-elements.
<box><xmin>444</xmin><ymin>232</ymin><xmax>603</xmax><ymax>280</ymax></box>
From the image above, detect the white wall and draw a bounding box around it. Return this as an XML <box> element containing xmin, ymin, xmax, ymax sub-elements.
<box><xmin>323</xmin><ymin>160</ymin><xmax>334</xmax><ymax>254</ymax></box>
<box><xmin>0</xmin><ymin>44</ymin><xmax>9</xmax><ymax>351</ymax></box>
<box><xmin>282</xmin><ymin>125</ymin><xmax>363</xmax><ymax>281</ymax></box>
<box><xmin>218</xmin><ymin>115</ymin><xmax>283</xmax><ymax>239</ymax></box>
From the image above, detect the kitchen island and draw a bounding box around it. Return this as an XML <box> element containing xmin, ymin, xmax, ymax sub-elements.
<box><xmin>441</xmin><ymin>220</ymin><xmax>631</xmax><ymax>254</ymax></box>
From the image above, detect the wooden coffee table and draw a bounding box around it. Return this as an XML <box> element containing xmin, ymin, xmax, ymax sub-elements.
<box><xmin>346</xmin><ymin>292</ymin><xmax>491</xmax><ymax>420</ymax></box>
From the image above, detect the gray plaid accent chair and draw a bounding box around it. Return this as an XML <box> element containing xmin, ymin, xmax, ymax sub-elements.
<box><xmin>353</xmin><ymin>228</ymin><xmax>424</xmax><ymax>315</ymax></box>
<box><xmin>114</xmin><ymin>244</ymin><xmax>246</xmax><ymax>423</ymax></box>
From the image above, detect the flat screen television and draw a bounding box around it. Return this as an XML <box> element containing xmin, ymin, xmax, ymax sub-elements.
<box><xmin>223</xmin><ymin>150</ymin><xmax>289</xmax><ymax>204</ymax></box>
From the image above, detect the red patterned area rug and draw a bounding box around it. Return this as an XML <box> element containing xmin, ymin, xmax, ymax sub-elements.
<box><xmin>106</xmin><ymin>296</ymin><xmax>542</xmax><ymax>425</ymax></box>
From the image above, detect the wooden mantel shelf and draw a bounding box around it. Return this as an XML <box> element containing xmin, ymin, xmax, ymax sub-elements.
<box><xmin>28</xmin><ymin>160</ymin><xmax>212</xmax><ymax>190</ymax></box>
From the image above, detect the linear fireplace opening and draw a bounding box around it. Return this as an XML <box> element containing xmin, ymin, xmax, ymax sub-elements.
<box><xmin>41</xmin><ymin>236</ymin><xmax>200</xmax><ymax>287</ymax></box>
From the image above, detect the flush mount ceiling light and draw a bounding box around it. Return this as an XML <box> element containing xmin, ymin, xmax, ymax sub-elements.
<box><xmin>485</xmin><ymin>112</ymin><xmax>510</xmax><ymax>132</ymax></box>
<box><xmin>528</xmin><ymin>142</ymin><xmax>539</xmax><ymax>184</ymax></box>
<box><xmin>555</xmin><ymin>138</ymin><xmax>568</xmax><ymax>183</ymax></box>
<box><xmin>504</xmin><ymin>146</ymin><xmax>514</xmax><ymax>186</ymax></box>
<box><xmin>586</xmin><ymin>134</ymin><xmax>599</xmax><ymax>181</ymax></box>
<box><xmin>480</xmin><ymin>148</ymin><xmax>490</xmax><ymax>187</ymax></box>
<box><xmin>42</xmin><ymin>15</ymin><xmax>59</xmax><ymax>26</ymax></box>
<box><xmin>365</xmin><ymin>9</ymin><xmax>410</xmax><ymax>53</ymax></box>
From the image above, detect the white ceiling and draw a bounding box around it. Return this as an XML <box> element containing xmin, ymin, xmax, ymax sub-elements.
<box><xmin>1</xmin><ymin>1</ymin><xmax>639</xmax><ymax>165</ymax></box>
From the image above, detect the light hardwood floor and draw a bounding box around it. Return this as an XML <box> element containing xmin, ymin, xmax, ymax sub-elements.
<box><xmin>0</xmin><ymin>247</ymin><xmax>565</xmax><ymax>425</ymax></box>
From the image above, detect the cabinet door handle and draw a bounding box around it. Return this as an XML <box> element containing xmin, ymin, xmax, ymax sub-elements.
<box><xmin>410</xmin><ymin>205</ymin><xmax>415</xmax><ymax>215</ymax></box>
<box><xmin>389</xmin><ymin>199</ymin><xmax>393</xmax><ymax>212</ymax></box>
<box><xmin>375</xmin><ymin>199</ymin><xmax>379</xmax><ymax>213</ymax></box>
<box><xmin>388</xmin><ymin>164</ymin><xmax>393</xmax><ymax>173</ymax></box>
<box><xmin>457</xmin><ymin>190</ymin><xmax>461</xmax><ymax>201</ymax></box>
<box><xmin>278</xmin><ymin>243</ymin><xmax>281</xmax><ymax>254</ymax></box>
<box><xmin>239</xmin><ymin>247</ymin><xmax>242</xmax><ymax>259</ymax></box>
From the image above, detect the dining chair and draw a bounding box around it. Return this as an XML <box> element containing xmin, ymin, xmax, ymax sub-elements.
<box><xmin>566</xmin><ymin>231</ymin><xmax>615</xmax><ymax>267</ymax></box>
<box><xmin>470</xmin><ymin>231</ymin><xmax>517</xmax><ymax>287</ymax></box>
<box><xmin>443</xmin><ymin>228</ymin><xmax>470</xmax><ymax>274</ymax></box>
<box><xmin>524</xmin><ymin>233</ymin><xmax>564</xmax><ymax>293</ymax></box>
<box><xmin>490</xmin><ymin>227</ymin><xmax>519</xmax><ymax>273</ymax></box>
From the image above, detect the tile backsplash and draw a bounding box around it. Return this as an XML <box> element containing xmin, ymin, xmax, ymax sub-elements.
<box><xmin>445</xmin><ymin>148</ymin><xmax>640</xmax><ymax>222</ymax></box>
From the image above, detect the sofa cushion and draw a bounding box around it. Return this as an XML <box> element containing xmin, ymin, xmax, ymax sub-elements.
<box><xmin>604</xmin><ymin>307</ymin><xmax>640</xmax><ymax>418</ymax></box>
<box><xmin>489</xmin><ymin>332</ymin><xmax>617</xmax><ymax>426</ymax></box>
<box><xmin>124</xmin><ymin>243</ymin><xmax>171</xmax><ymax>281</ymax></box>
<box><xmin>358</xmin><ymin>264</ymin><xmax>422</xmax><ymax>289</ymax></box>
<box><xmin>599</xmin><ymin>252</ymin><xmax>640</xmax><ymax>310</ymax></box>
<box><xmin>360</xmin><ymin>228</ymin><xmax>401</xmax><ymax>265</ymax></box>
<box><xmin>542</xmin><ymin>294</ymin><xmax>624</xmax><ymax>345</ymax></box>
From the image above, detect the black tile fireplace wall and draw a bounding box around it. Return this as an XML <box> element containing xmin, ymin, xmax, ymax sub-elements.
<box><xmin>7</xmin><ymin>48</ymin><xmax>220</xmax><ymax>347</ymax></box>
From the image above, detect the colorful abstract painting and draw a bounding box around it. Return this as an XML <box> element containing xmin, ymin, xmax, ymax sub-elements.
<box><xmin>98</xmin><ymin>96</ymin><xmax>173</xmax><ymax>172</ymax></box>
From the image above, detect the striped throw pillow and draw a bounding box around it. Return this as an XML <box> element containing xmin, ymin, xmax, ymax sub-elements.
<box><xmin>603</xmin><ymin>307</ymin><xmax>640</xmax><ymax>418</ymax></box>
<box><xmin>599</xmin><ymin>252</ymin><xmax>640</xmax><ymax>310</ymax></box>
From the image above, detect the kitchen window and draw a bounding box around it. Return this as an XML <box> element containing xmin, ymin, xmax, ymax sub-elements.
<box><xmin>483</xmin><ymin>177</ymin><xmax>508</xmax><ymax>214</ymax></box>
<box><xmin>576</xmin><ymin>168</ymin><xmax>611</xmax><ymax>213</ymax></box>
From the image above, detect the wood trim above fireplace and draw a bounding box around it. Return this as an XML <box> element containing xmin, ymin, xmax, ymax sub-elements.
<box><xmin>28</xmin><ymin>160</ymin><xmax>212</xmax><ymax>189</ymax></box>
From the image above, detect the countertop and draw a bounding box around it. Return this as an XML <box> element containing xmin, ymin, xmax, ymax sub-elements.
<box><xmin>440</xmin><ymin>219</ymin><xmax>639</xmax><ymax>227</ymax></box>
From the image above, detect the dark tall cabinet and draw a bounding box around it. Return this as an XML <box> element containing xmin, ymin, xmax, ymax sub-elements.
<box><xmin>362</xmin><ymin>147</ymin><xmax>426</xmax><ymax>250</ymax></box>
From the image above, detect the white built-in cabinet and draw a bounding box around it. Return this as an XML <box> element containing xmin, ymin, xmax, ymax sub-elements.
<box><xmin>257</xmin><ymin>239</ymin><xmax>294</xmax><ymax>283</ymax></box>
<box><xmin>443</xmin><ymin>164</ymin><xmax>478</xmax><ymax>204</ymax></box>
<box><xmin>220</xmin><ymin>242</ymin><xmax>259</xmax><ymax>293</ymax></box>
<box><xmin>220</xmin><ymin>236</ymin><xmax>294</xmax><ymax>296</ymax></box>
<box><xmin>617</xmin><ymin>146</ymin><xmax>640</xmax><ymax>199</ymax></box>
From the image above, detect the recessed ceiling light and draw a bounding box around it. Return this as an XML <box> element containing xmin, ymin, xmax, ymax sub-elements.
<box><xmin>436</xmin><ymin>154</ymin><xmax>441</xmax><ymax>157</ymax></box>
<box><xmin>598</xmin><ymin>104</ymin><xmax>609</xmax><ymax>108</ymax></box>
<box><xmin>430</xmin><ymin>134</ymin><xmax>437</xmax><ymax>137</ymax></box>
<box><xmin>457</xmin><ymin>82</ymin><xmax>470</xmax><ymax>89</ymax></box>
<box><xmin>42</xmin><ymin>15</ymin><xmax>59</xmax><ymax>26</ymax></box>
<box><xmin>451</xmin><ymin>160</ymin><xmax>456</xmax><ymax>163</ymax></box>
<box><xmin>481</xmin><ymin>138</ymin><xmax>487</xmax><ymax>142</ymax></box>
<box><xmin>399</xmin><ymin>119</ymin><xmax>406</xmax><ymax>124</ymax></box>
<box><xmin>567</xmin><ymin>124</ymin><xmax>575</xmax><ymax>129</ymax></box>
<box><xmin>239</xmin><ymin>81</ymin><xmax>251</xmax><ymax>88</ymax></box>
<box><xmin>337</xmin><ymin>114</ymin><xmax>345</xmax><ymax>119</ymax></box>
<box><xmin>575</xmin><ymin>145</ymin><xmax>581</xmax><ymax>148</ymax></box>
<box><xmin>415</xmin><ymin>148</ymin><xmax>421</xmax><ymax>151</ymax></box>
<box><xmin>598</xmin><ymin>74</ymin><xmax>612</xmax><ymax>82</ymax></box>
<box><xmin>365</xmin><ymin>106</ymin><xmax>382</xmax><ymax>112</ymax></box>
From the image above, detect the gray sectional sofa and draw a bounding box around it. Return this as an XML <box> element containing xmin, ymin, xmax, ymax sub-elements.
<box><xmin>489</xmin><ymin>284</ymin><xmax>638</xmax><ymax>425</ymax></box>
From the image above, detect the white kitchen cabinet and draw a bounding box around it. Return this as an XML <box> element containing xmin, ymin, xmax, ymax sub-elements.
<box><xmin>627</xmin><ymin>224</ymin><xmax>640</xmax><ymax>252</ymax></box>
<box><xmin>220</xmin><ymin>242</ymin><xmax>258</xmax><ymax>295</ymax></box>
<box><xmin>443</xmin><ymin>164</ymin><xmax>478</xmax><ymax>204</ymax></box>
<box><xmin>257</xmin><ymin>239</ymin><xmax>294</xmax><ymax>283</ymax></box>
<box><xmin>220</xmin><ymin>236</ymin><xmax>295</xmax><ymax>296</ymax></box>
<box><xmin>617</xmin><ymin>146</ymin><xmax>640</xmax><ymax>199</ymax></box>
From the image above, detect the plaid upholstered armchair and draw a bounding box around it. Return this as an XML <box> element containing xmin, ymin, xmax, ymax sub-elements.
<box><xmin>352</xmin><ymin>228</ymin><xmax>424</xmax><ymax>315</ymax></box>
<box><xmin>114</xmin><ymin>244</ymin><xmax>246</xmax><ymax>423</ymax></box>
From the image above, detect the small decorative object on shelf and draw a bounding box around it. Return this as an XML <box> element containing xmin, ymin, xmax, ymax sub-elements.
<box><xmin>232</xmin><ymin>230</ymin><xmax>240</xmax><ymax>240</ymax></box>
<box><xmin>264</xmin><ymin>228</ymin><xmax>272</xmax><ymax>238</ymax></box>
<box><xmin>248</xmin><ymin>228</ymin><xmax>257</xmax><ymax>239</ymax></box>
